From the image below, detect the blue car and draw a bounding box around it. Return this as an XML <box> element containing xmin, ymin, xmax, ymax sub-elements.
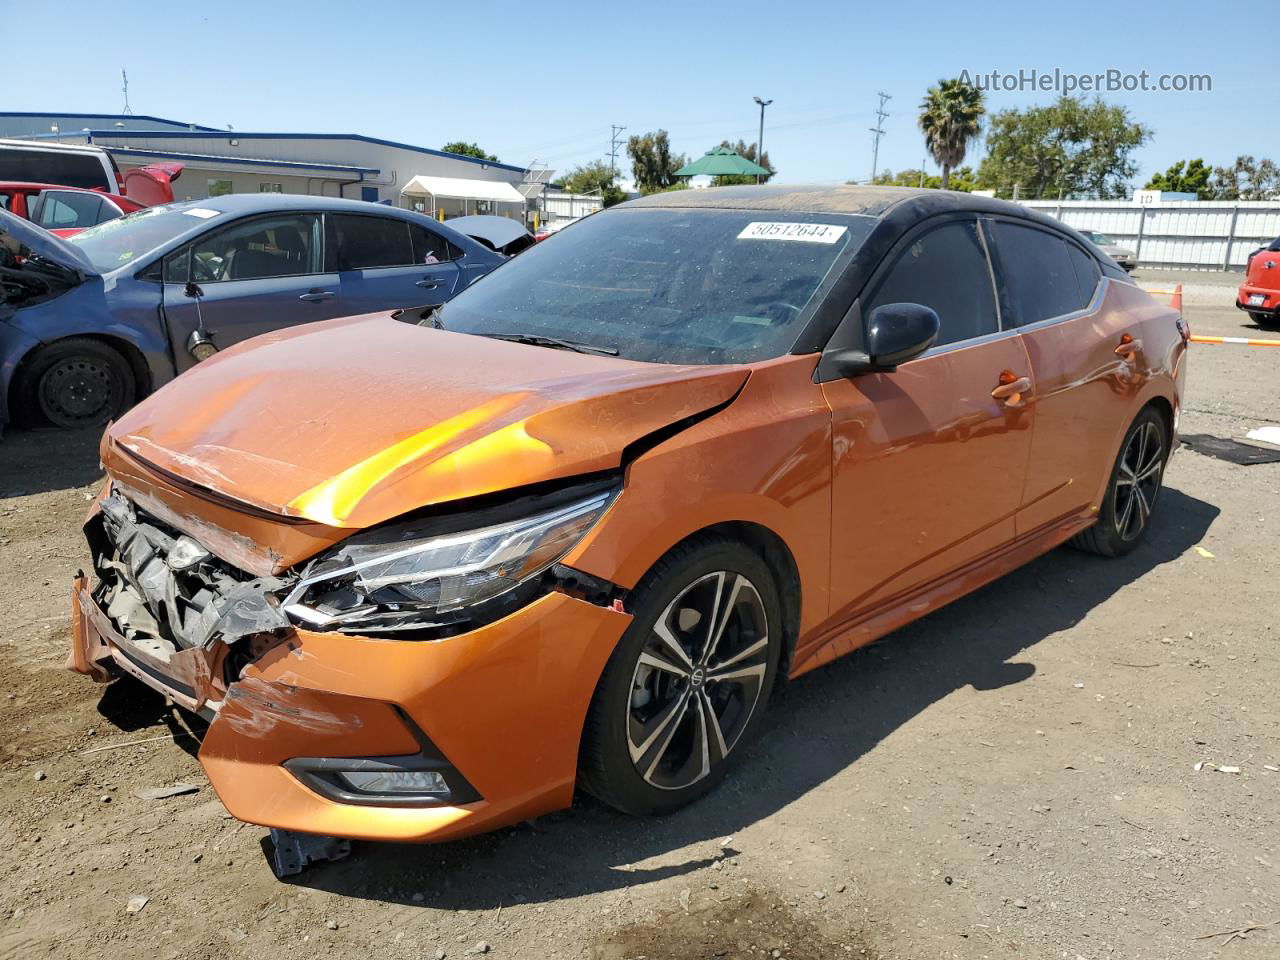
<box><xmin>0</xmin><ymin>195</ymin><xmax>503</xmax><ymax>429</ymax></box>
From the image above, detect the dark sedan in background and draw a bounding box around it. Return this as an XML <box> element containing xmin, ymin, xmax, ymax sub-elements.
<box><xmin>0</xmin><ymin>194</ymin><xmax>504</xmax><ymax>429</ymax></box>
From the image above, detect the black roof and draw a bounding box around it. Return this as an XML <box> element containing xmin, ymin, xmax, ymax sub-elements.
<box><xmin>620</xmin><ymin>183</ymin><xmax>1056</xmax><ymax>227</ymax></box>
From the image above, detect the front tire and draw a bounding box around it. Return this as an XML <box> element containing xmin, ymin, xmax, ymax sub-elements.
<box><xmin>578</xmin><ymin>536</ymin><xmax>783</xmax><ymax>816</ymax></box>
<box><xmin>12</xmin><ymin>338</ymin><xmax>136</xmax><ymax>429</ymax></box>
<box><xmin>1071</xmin><ymin>407</ymin><xmax>1167</xmax><ymax>557</ymax></box>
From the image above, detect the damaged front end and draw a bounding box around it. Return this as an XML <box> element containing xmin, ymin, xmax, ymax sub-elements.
<box><xmin>76</xmin><ymin>491</ymin><xmax>294</xmax><ymax>713</ymax></box>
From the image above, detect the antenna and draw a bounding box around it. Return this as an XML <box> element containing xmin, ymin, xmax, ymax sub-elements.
<box><xmin>121</xmin><ymin>68</ymin><xmax>133</xmax><ymax>116</ymax></box>
<box><xmin>869</xmin><ymin>91</ymin><xmax>891</xmax><ymax>183</ymax></box>
<box><xmin>609</xmin><ymin>124</ymin><xmax>627</xmax><ymax>179</ymax></box>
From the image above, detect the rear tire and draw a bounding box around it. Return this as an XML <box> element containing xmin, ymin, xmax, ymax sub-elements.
<box><xmin>1070</xmin><ymin>407</ymin><xmax>1168</xmax><ymax>557</ymax></box>
<box><xmin>1248</xmin><ymin>311</ymin><xmax>1280</xmax><ymax>330</ymax></box>
<box><xmin>578</xmin><ymin>536</ymin><xmax>783</xmax><ymax>816</ymax></box>
<box><xmin>12</xmin><ymin>338</ymin><xmax>136</xmax><ymax>430</ymax></box>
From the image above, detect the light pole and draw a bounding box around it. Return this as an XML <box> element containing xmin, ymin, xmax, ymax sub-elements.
<box><xmin>753</xmin><ymin>96</ymin><xmax>772</xmax><ymax>184</ymax></box>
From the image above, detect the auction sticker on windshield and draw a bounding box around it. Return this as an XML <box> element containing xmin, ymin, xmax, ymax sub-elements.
<box><xmin>737</xmin><ymin>222</ymin><xmax>848</xmax><ymax>243</ymax></box>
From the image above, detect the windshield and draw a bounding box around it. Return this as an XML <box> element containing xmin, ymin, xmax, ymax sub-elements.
<box><xmin>433</xmin><ymin>208</ymin><xmax>873</xmax><ymax>364</ymax></box>
<box><xmin>1088</xmin><ymin>231</ymin><xmax>1114</xmax><ymax>246</ymax></box>
<box><xmin>66</xmin><ymin>203</ymin><xmax>226</xmax><ymax>273</ymax></box>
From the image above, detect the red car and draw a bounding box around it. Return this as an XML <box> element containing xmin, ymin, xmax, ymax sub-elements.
<box><xmin>0</xmin><ymin>163</ymin><xmax>181</xmax><ymax>236</ymax></box>
<box><xmin>1237</xmin><ymin>236</ymin><xmax>1280</xmax><ymax>329</ymax></box>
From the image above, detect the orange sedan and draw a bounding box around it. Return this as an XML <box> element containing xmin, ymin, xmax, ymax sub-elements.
<box><xmin>69</xmin><ymin>186</ymin><xmax>1187</xmax><ymax>851</ymax></box>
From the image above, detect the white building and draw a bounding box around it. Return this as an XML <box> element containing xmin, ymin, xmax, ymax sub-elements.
<box><xmin>0</xmin><ymin>111</ymin><xmax>537</xmax><ymax>222</ymax></box>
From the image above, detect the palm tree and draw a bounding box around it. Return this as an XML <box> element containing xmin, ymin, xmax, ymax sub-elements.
<box><xmin>918</xmin><ymin>79</ymin><xmax>986</xmax><ymax>190</ymax></box>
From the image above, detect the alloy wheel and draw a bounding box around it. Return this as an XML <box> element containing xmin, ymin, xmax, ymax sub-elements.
<box><xmin>1113</xmin><ymin>420</ymin><xmax>1164</xmax><ymax>541</ymax></box>
<box><xmin>626</xmin><ymin>571</ymin><xmax>770</xmax><ymax>791</ymax></box>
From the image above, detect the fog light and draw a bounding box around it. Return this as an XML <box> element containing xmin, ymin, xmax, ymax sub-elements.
<box><xmin>186</xmin><ymin>329</ymin><xmax>219</xmax><ymax>362</ymax></box>
<box><xmin>338</xmin><ymin>769</ymin><xmax>449</xmax><ymax>794</ymax></box>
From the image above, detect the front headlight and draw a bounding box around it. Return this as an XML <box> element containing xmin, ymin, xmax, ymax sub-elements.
<box><xmin>282</xmin><ymin>484</ymin><xmax>617</xmax><ymax>635</ymax></box>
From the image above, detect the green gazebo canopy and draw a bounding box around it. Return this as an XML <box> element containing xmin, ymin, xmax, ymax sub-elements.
<box><xmin>674</xmin><ymin>146</ymin><xmax>770</xmax><ymax>177</ymax></box>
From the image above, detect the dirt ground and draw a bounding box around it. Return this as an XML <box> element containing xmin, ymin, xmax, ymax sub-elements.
<box><xmin>1</xmin><ymin>270</ymin><xmax>1277</xmax><ymax>960</ymax></box>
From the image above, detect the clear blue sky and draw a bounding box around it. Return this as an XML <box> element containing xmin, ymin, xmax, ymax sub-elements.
<box><xmin>6</xmin><ymin>0</ymin><xmax>1267</xmax><ymax>188</ymax></box>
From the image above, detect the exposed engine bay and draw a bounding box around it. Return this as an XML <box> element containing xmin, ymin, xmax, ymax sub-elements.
<box><xmin>87</xmin><ymin>491</ymin><xmax>291</xmax><ymax>660</ymax></box>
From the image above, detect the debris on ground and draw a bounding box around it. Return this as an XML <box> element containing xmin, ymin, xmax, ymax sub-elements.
<box><xmin>133</xmin><ymin>782</ymin><xmax>200</xmax><ymax>800</ymax></box>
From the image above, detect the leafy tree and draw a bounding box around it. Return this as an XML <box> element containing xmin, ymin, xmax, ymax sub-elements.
<box><xmin>627</xmin><ymin>130</ymin><xmax>687</xmax><ymax>194</ymax></box>
<box><xmin>708</xmin><ymin>140</ymin><xmax>775</xmax><ymax>186</ymax></box>
<box><xmin>1208</xmin><ymin>155</ymin><xmax>1280</xmax><ymax>200</ymax></box>
<box><xmin>977</xmin><ymin>97</ymin><xmax>1151</xmax><ymax>200</ymax></box>
<box><xmin>918</xmin><ymin>78</ymin><xmax>986</xmax><ymax>190</ymax></box>
<box><xmin>869</xmin><ymin>166</ymin><xmax>978</xmax><ymax>191</ymax></box>
<box><xmin>1144</xmin><ymin>159</ymin><xmax>1212</xmax><ymax>198</ymax></box>
<box><xmin>558</xmin><ymin>159</ymin><xmax>627</xmax><ymax>207</ymax></box>
<box><xmin>442</xmin><ymin>141</ymin><xmax>499</xmax><ymax>162</ymax></box>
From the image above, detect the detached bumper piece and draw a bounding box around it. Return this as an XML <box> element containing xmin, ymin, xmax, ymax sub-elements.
<box><xmin>268</xmin><ymin>829</ymin><xmax>351</xmax><ymax>878</ymax></box>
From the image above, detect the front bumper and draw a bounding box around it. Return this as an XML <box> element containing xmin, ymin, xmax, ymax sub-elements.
<box><xmin>70</xmin><ymin>573</ymin><xmax>630</xmax><ymax>843</ymax></box>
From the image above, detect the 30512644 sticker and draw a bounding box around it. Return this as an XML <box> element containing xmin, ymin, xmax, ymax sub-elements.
<box><xmin>736</xmin><ymin>222</ymin><xmax>847</xmax><ymax>244</ymax></box>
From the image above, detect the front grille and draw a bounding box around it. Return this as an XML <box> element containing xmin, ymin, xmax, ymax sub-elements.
<box><xmin>88</xmin><ymin>492</ymin><xmax>292</xmax><ymax>653</ymax></box>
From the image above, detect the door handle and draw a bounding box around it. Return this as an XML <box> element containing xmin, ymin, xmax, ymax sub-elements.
<box><xmin>298</xmin><ymin>289</ymin><xmax>336</xmax><ymax>303</ymax></box>
<box><xmin>416</xmin><ymin>278</ymin><xmax>443</xmax><ymax>289</ymax></box>
<box><xmin>991</xmin><ymin>373</ymin><xmax>1031</xmax><ymax>407</ymax></box>
<box><xmin>1115</xmin><ymin>334</ymin><xmax>1142</xmax><ymax>363</ymax></box>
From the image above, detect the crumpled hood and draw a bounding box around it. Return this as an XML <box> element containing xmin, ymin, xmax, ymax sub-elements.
<box><xmin>0</xmin><ymin>206</ymin><xmax>99</xmax><ymax>298</ymax></box>
<box><xmin>107</xmin><ymin>313</ymin><xmax>748</xmax><ymax>529</ymax></box>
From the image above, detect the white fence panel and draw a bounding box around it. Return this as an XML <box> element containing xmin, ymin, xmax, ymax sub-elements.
<box><xmin>1022</xmin><ymin>200</ymin><xmax>1280</xmax><ymax>270</ymax></box>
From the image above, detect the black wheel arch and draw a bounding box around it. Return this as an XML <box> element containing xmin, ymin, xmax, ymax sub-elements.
<box><xmin>634</xmin><ymin>521</ymin><xmax>802</xmax><ymax>682</ymax></box>
<box><xmin>8</xmin><ymin>333</ymin><xmax>151</xmax><ymax>418</ymax></box>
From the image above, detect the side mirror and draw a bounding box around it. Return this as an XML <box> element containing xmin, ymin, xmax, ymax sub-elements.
<box><xmin>826</xmin><ymin>302</ymin><xmax>940</xmax><ymax>376</ymax></box>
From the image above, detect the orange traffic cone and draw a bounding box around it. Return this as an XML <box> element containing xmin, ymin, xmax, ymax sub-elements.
<box><xmin>1171</xmin><ymin>282</ymin><xmax>1183</xmax><ymax>315</ymax></box>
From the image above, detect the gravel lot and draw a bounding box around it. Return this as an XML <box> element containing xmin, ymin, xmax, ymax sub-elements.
<box><xmin>0</xmin><ymin>270</ymin><xmax>1276</xmax><ymax>960</ymax></box>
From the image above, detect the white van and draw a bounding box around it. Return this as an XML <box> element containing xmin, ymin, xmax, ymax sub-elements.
<box><xmin>0</xmin><ymin>139</ymin><xmax>122</xmax><ymax>192</ymax></box>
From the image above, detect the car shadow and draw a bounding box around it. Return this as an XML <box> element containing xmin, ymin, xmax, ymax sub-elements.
<box><xmin>1240</xmin><ymin>316</ymin><xmax>1280</xmax><ymax>334</ymax></box>
<box><xmin>0</xmin><ymin>427</ymin><xmax>104</xmax><ymax>498</ymax></box>
<box><xmin>280</xmin><ymin>484</ymin><xmax>1219</xmax><ymax>907</ymax></box>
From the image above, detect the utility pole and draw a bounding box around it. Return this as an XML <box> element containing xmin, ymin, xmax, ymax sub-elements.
<box><xmin>608</xmin><ymin>124</ymin><xmax>626</xmax><ymax>180</ymax></box>
<box><xmin>121</xmin><ymin>68</ymin><xmax>133</xmax><ymax>116</ymax></box>
<box><xmin>753</xmin><ymin>96</ymin><xmax>773</xmax><ymax>184</ymax></box>
<box><xmin>869</xmin><ymin>91</ymin><xmax>891</xmax><ymax>183</ymax></box>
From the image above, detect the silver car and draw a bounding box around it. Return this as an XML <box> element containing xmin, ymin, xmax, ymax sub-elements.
<box><xmin>1081</xmin><ymin>230</ymin><xmax>1135</xmax><ymax>272</ymax></box>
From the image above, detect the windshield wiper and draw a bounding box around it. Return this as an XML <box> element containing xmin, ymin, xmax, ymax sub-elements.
<box><xmin>479</xmin><ymin>332</ymin><xmax>619</xmax><ymax>356</ymax></box>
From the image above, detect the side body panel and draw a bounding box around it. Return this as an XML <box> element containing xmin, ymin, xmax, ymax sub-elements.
<box><xmin>335</xmin><ymin>261</ymin><xmax>460</xmax><ymax>315</ymax></box>
<box><xmin>1015</xmin><ymin>279</ymin><xmax>1182</xmax><ymax>535</ymax></box>
<box><xmin>566</xmin><ymin>355</ymin><xmax>834</xmax><ymax>645</ymax></box>
<box><xmin>816</xmin><ymin>334</ymin><xmax>1035</xmax><ymax>660</ymax></box>
<box><xmin>0</xmin><ymin>275</ymin><xmax>174</xmax><ymax>424</ymax></box>
<box><xmin>161</xmin><ymin>271</ymin><xmax>346</xmax><ymax>374</ymax></box>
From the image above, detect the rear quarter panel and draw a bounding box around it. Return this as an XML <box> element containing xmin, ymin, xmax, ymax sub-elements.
<box><xmin>1015</xmin><ymin>279</ymin><xmax>1183</xmax><ymax>534</ymax></box>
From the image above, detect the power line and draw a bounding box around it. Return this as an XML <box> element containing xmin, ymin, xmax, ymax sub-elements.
<box><xmin>609</xmin><ymin>124</ymin><xmax>627</xmax><ymax>179</ymax></box>
<box><xmin>869</xmin><ymin>91</ymin><xmax>891</xmax><ymax>183</ymax></box>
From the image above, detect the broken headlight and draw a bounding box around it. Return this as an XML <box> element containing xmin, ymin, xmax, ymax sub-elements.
<box><xmin>282</xmin><ymin>485</ymin><xmax>616</xmax><ymax>635</ymax></box>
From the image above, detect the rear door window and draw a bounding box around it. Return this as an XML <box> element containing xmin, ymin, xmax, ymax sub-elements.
<box><xmin>1066</xmin><ymin>242</ymin><xmax>1101</xmax><ymax>304</ymax></box>
<box><xmin>0</xmin><ymin>148</ymin><xmax>110</xmax><ymax>190</ymax></box>
<box><xmin>329</xmin><ymin>214</ymin><xmax>414</xmax><ymax>269</ymax></box>
<box><xmin>35</xmin><ymin>191</ymin><xmax>105</xmax><ymax>229</ymax></box>
<box><xmin>863</xmin><ymin>219</ymin><xmax>999</xmax><ymax>346</ymax></box>
<box><xmin>991</xmin><ymin>222</ymin><xmax>1093</xmax><ymax>325</ymax></box>
<box><xmin>411</xmin><ymin>224</ymin><xmax>462</xmax><ymax>264</ymax></box>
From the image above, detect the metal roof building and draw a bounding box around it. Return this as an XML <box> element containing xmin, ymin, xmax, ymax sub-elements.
<box><xmin>0</xmin><ymin>112</ymin><xmax>533</xmax><ymax>219</ymax></box>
